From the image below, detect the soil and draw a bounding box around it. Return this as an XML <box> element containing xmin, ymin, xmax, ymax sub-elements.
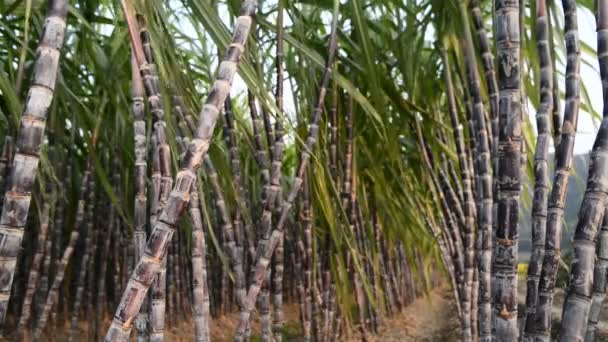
<box><xmin>346</xmin><ymin>286</ymin><xmax>461</xmax><ymax>342</ymax></box>
<box><xmin>41</xmin><ymin>282</ymin><xmax>608</xmax><ymax>341</ymax></box>
<box><xmin>171</xmin><ymin>287</ymin><xmax>462</xmax><ymax>341</ymax></box>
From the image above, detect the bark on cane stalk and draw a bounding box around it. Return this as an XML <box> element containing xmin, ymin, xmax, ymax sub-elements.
<box><xmin>249</xmin><ymin>91</ymin><xmax>271</xmax><ymax>199</ymax></box>
<box><xmin>0</xmin><ymin>0</ymin><xmax>68</xmax><ymax>324</ymax></box>
<box><xmin>222</xmin><ymin>97</ymin><xmax>252</xmax><ymax>267</ymax></box>
<box><xmin>584</xmin><ymin>210</ymin><xmax>608</xmax><ymax>342</ymax></box>
<box><xmin>190</xmin><ymin>185</ymin><xmax>211</xmax><ymax>342</ymax></box>
<box><xmin>35</xmin><ymin>168</ymin><xmax>89</xmax><ymax>340</ymax></box>
<box><xmin>558</xmin><ymin>2</ymin><xmax>608</xmax><ymax>339</ymax></box>
<box><xmin>131</xmin><ymin>49</ymin><xmax>149</xmax><ymax>342</ymax></box>
<box><xmin>97</xmin><ymin>175</ymin><xmax>118</xmax><ymax>338</ymax></box>
<box><xmin>37</xmin><ymin>195</ymin><xmax>53</xmax><ymax>316</ymax></box>
<box><xmin>441</xmin><ymin>44</ymin><xmax>475</xmax><ymax>342</ymax></box>
<box><xmin>68</xmin><ymin>168</ymin><xmax>95</xmax><ymax>341</ymax></box>
<box><xmin>105</xmin><ymin>1</ymin><xmax>258</xmax><ymax>339</ymax></box>
<box><xmin>204</xmin><ymin>156</ymin><xmax>246</xmax><ymax>310</ymax></box>
<box><xmin>0</xmin><ymin>137</ymin><xmax>14</xmax><ymax>210</ymax></box>
<box><xmin>16</xmin><ymin>204</ymin><xmax>50</xmax><ymax>340</ymax></box>
<box><xmin>271</xmin><ymin>4</ymin><xmax>286</xmax><ymax>339</ymax></box>
<box><xmin>532</xmin><ymin>0</ymin><xmax>581</xmax><ymax>338</ymax></box>
<box><xmin>234</xmin><ymin>8</ymin><xmax>339</xmax><ymax>338</ymax></box>
<box><xmin>137</xmin><ymin>22</ymin><xmax>174</xmax><ymax>342</ymax></box>
<box><xmin>460</xmin><ymin>3</ymin><xmax>494</xmax><ymax>338</ymax></box>
<box><xmin>492</xmin><ymin>0</ymin><xmax>522</xmax><ymax>339</ymax></box>
<box><xmin>523</xmin><ymin>0</ymin><xmax>553</xmax><ymax>336</ymax></box>
<box><xmin>547</xmin><ymin>1</ymin><xmax>562</xmax><ymax>148</ymax></box>
<box><xmin>469</xmin><ymin>0</ymin><xmax>499</xmax><ymax>175</ymax></box>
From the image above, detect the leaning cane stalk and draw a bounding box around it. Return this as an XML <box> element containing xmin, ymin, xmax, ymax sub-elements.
<box><xmin>0</xmin><ymin>0</ymin><xmax>68</xmax><ymax>323</ymax></box>
<box><xmin>105</xmin><ymin>1</ymin><xmax>258</xmax><ymax>339</ymax></box>
<box><xmin>233</xmin><ymin>4</ymin><xmax>339</xmax><ymax>339</ymax></box>
<box><xmin>130</xmin><ymin>48</ymin><xmax>149</xmax><ymax>342</ymax></box>
<box><xmin>173</xmin><ymin>92</ymin><xmax>249</xmax><ymax>320</ymax></box>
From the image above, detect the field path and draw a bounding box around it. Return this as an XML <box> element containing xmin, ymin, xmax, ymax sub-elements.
<box><xmin>348</xmin><ymin>286</ymin><xmax>461</xmax><ymax>342</ymax></box>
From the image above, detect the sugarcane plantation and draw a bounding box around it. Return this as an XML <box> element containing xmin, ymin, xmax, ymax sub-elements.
<box><xmin>3</xmin><ymin>0</ymin><xmax>608</xmax><ymax>341</ymax></box>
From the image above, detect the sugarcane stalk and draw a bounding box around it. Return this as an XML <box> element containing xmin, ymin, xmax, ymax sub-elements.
<box><xmin>131</xmin><ymin>48</ymin><xmax>149</xmax><ymax>342</ymax></box>
<box><xmin>493</xmin><ymin>0</ymin><xmax>523</xmax><ymax>338</ymax></box>
<box><xmin>204</xmin><ymin>156</ymin><xmax>247</xmax><ymax>312</ymax></box>
<box><xmin>190</xmin><ymin>183</ymin><xmax>211</xmax><ymax>342</ymax></box>
<box><xmin>105</xmin><ymin>1</ymin><xmax>258</xmax><ymax>338</ymax></box>
<box><xmin>135</xmin><ymin>21</ymin><xmax>175</xmax><ymax>341</ymax></box>
<box><xmin>532</xmin><ymin>0</ymin><xmax>581</xmax><ymax>338</ymax></box>
<box><xmin>469</xmin><ymin>0</ymin><xmax>499</xmax><ymax>174</ymax></box>
<box><xmin>35</xmin><ymin>167</ymin><xmax>89</xmax><ymax>340</ymax></box>
<box><xmin>459</xmin><ymin>4</ymin><xmax>495</xmax><ymax>338</ymax></box>
<box><xmin>440</xmin><ymin>44</ymin><xmax>475</xmax><ymax>341</ymax></box>
<box><xmin>558</xmin><ymin>2</ymin><xmax>608</xmax><ymax>339</ymax></box>
<box><xmin>271</xmin><ymin>3</ymin><xmax>286</xmax><ymax>339</ymax></box>
<box><xmin>547</xmin><ymin>0</ymin><xmax>561</xmax><ymax>148</ymax></box>
<box><xmin>249</xmin><ymin>91</ymin><xmax>271</xmax><ymax>199</ymax></box>
<box><xmin>37</xmin><ymin>194</ymin><xmax>54</xmax><ymax>317</ymax></box>
<box><xmin>16</xmin><ymin>204</ymin><xmax>50</xmax><ymax>340</ymax></box>
<box><xmin>0</xmin><ymin>137</ymin><xmax>14</xmax><ymax>210</ymax></box>
<box><xmin>523</xmin><ymin>0</ymin><xmax>553</xmax><ymax>336</ymax></box>
<box><xmin>96</xmin><ymin>173</ymin><xmax>118</xmax><ymax>338</ymax></box>
<box><xmin>0</xmin><ymin>0</ymin><xmax>68</xmax><ymax>324</ymax></box>
<box><xmin>584</xmin><ymin>210</ymin><xmax>608</xmax><ymax>342</ymax></box>
<box><xmin>221</xmin><ymin>97</ymin><xmax>253</xmax><ymax>267</ymax></box>
<box><xmin>68</xmin><ymin>167</ymin><xmax>95</xmax><ymax>341</ymax></box>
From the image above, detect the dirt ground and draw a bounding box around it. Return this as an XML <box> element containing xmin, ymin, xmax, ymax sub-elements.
<box><xmin>347</xmin><ymin>286</ymin><xmax>460</xmax><ymax>342</ymax></box>
<box><xmin>38</xmin><ymin>282</ymin><xmax>608</xmax><ymax>341</ymax></box>
<box><xmin>56</xmin><ymin>287</ymin><xmax>460</xmax><ymax>341</ymax></box>
<box><xmin>170</xmin><ymin>287</ymin><xmax>461</xmax><ymax>341</ymax></box>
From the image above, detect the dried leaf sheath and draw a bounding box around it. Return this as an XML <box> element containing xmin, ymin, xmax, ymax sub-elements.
<box><xmin>105</xmin><ymin>2</ymin><xmax>258</xmax><ymax>340</ymax></box>
<box><xmin>0</xmin><ymin>0</ymin><xmax>68</xmax><ymax>323</ymax></box>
